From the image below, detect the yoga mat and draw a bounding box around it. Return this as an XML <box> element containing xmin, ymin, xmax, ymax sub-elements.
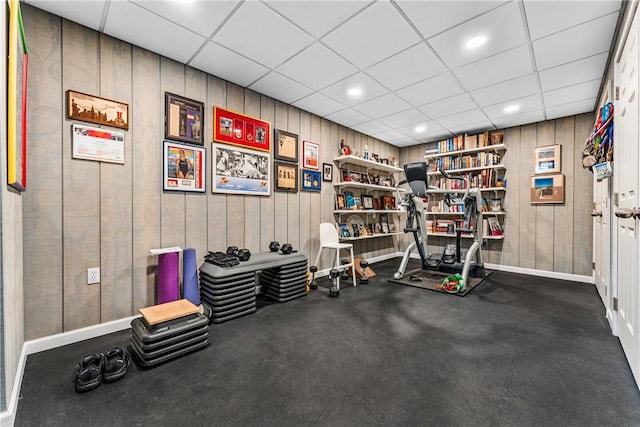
<box><xmin>183</xmin><ymin>248</ymin><xmax>200</xmax><ymax>305</ymax></box>
<box><xmin>158</xmin><ymin>252</ymin><xmax>179</xmax><ymax>304</ymax></box>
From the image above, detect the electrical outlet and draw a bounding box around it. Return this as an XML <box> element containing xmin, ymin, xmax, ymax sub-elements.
<box><xmin>87</xmin><ymin>267</ymin><xmax>100</xmax><ymax>285</ymax></box>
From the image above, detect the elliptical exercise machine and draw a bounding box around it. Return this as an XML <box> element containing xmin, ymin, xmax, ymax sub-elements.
<box><xmin>394</xmin><ymin>162</ymin><xmax>485</xmax><ymax>286</ymax></box>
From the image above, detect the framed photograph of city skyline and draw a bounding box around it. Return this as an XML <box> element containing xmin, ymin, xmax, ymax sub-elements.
<box><xmin>66</xmin><ymin>90</ymin><xmax>129</xmax><ymax>130</ymax></box>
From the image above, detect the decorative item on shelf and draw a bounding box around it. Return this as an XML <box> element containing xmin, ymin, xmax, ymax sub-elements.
<box><xmin>431</xmin><ymin>205</ymin><xmax>441</xmax><ymax>213</ymax></box>
<box><xmin>489</xmin><ymin>199</ymin><xmax>502</xmax><ymax>212</ymax></box>
<box><xmin>391</xmin><ymin>156</ymin><xmax>398</xmax><ymax>167</ymax></box>
<box><xmin>362</xmin><ymin>195</ymin><xmax>374</xmax><ymax>210</ymax></box>
<box><xmin>338</xmin><ymin>223</ymin><xmax>350</xmax><ymax>238</ymax></box>
<box><xmin>380</xmin><ymin>214</ymin><xmax>390</xmax><ymax>233</ymax></box>
<box><xmin>345</xmin><ymin>215</ymin><xmax>365</xmax><ymax>237</ymax></box>
<box><xmin>490</xmin><ymin>132</ymin><xmax>504</xmax><ymax>145</ymax></box>
<box><xmin>380</xmin><ymin>158</ymin><xmax>389</xmax><ymax>165</ymax></box>
<box><xmin>335</xmin><ymin>193</ymin><xmax>346</xmax><ymax>210</ymax></box>
<box><xmin>340</xmin><ymin>139</ymin><xmax>351</xmax><ymax>156</ymax></box>
<box><xmin>341</xmin><ymin>169</ymin><xmax>350</xmax><ymax>182</ymax></box>
<box><xmin>363</xmin><ymin>144</ymin><xmax>370</xmax><ymax>160</ymax></box>
<box><xmin>373</xmin><ymin>198</ymin><xmax>381</xmax><ymax>210</ymax></box>
<box><xmin>496</xmin><ymin>177</ymin><xmax>506</xmax><ymax>188</ymax></box>
<box><xmin>349</xmin><ymin>171</ymin><xmax>361</xmax><ymax>183</ymax></box>
<box><xmin>360</xmin><ymin>173</ymin><xmax>371</xmax><ymax>184</ymax></box>
<box><xmin>381</xmin><ymin>196</ymin><xmax>395</xmax><ymax>210</ymax></box>
<box><xmin>487</xmin><ymin>217</ymin><xmax>503</xmax><ymax>236</ymax></box>
<box><xmin>372</xmin><ymin>153</ymin><xmax>380</xmax><ymax>162</ymax></box>
<box><xmin>354</xmin><ymin>196</ymin><xmax>363</xmax><ymax>209</ymax></box>
<box><xmin>373</xmin><ymin>223</ymin><xmax>382</xmax><ymax>234</ymax></box>
<box><xmin>344</xmin><ymin>192</ymin><xmax>355</xmax><ymax>209</ymax></box>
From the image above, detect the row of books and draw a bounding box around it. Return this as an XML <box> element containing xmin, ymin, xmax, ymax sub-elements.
<box><xmin>430</xmin><ymin>198</ymin><xmax>499</xmax><ymax>213</ymax></box>
<box><xmin>431</xmin><ymin>152</ymin><xmax>502</xmax><ymax>171</ymax></box>
<box><xmin>425</xmin><ymin>217</ymin><xmax>503</xmax><ymax>236</ymax></box>
<box><xmin>430</xmin><ymin>169</ymin><xmax>499</xmax><ymax>189</ymax></box>
<box><xmin>424</xmin><ymin>131</ymin><xmax>503</xmax><ymax>155</ymax></box>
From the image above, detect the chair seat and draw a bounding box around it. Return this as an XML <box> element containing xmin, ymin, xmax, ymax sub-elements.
<box><xmin>322</xmin><ymin>243</ymin><xmax>353</xmax><ymax>250</ymax></box>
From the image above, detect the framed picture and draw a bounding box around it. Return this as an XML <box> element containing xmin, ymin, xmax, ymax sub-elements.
<box><xmin>7</xmin><ymin>0</ymin><xmax>27</xmax><ymax>191</ymax></box>
<box><xmin>382</xmin><ymin>196</ymin><xmax>395</xmax><ymax>210</ymax></box>
<box><xmin>72</xmin><ymin>124</ymin><xmax>125</xmax><ymax>164</ymax></box>
<box><xmin>301</xmin><ymin>169</ymin><xmax>321</xmax><ymax>192</ymax></box>
<box><xmin>163</xmin><ymin>141</ymin><xmax>206</xmax><ymax>193</ymax></box>
<box><xmin>165</xmin><ymin>92</ymin><xmax>204</xmax><ymax>146</ymax></box>
<box><xmin>487</xmin><ymin>217</ymin><xmax>504</xmax><ymax>236</ymax></box>
<box><xmin>341</xmin><ymin>169</ymin><xmax>350</xmax><ymax>182</ymax></box>
<box><xmin>274</xmin><ymin>161</ymin><xmax>298</xmax><ymax>193</ymax></box>
<box><xmin>373</xmin><ymin>198</ymin><xmax>381</xmax><ymax>210</ymax></box>
<box><xmin>338</xmin><ymin>223</ymin><xmax>351</xmax><ymax>238</ymax></box>
<box><xmin>302</xmin><ymin>140</ymin><xmax>320</xmax><ymax>170</ymax></box>
<box><xmin>274</xmin><ymin>129</ymin><xmax>298</xmax><ymax>162</ymax></box>
<box><xmin>530</xmin><ymin>174</ymin><xmax>564</xmax><ymax>204</ymax></box>
<box><xmin>349</xmin><ymin>171</ymin><xmax>361</xmax><ymax>183</ymax></box>
<box><xmin>212</xmin><ymin>142</ymin><xmax>270</xmax><ymax>196</ymax></box>
<box><xmin>213</xmin><ymin>106</ymin><xmax>271</xmax><ymax>152</ymax></box>
<box><xmin>380</xmin><ymin>214</ymin><xmax>390</xmax><ymax>233</ymax></box>
<box><xmin>344</xmin><ymin>191</ymin><xmax>355</xmax><ymax>209</ymax></box>
<box><xmin>361</xmin><ymin>173</ymin><xmax>371</xmax><ymax>184</ymax></box>
<box><xmin>335</xmin><ymin>193</ymin><xmax>346</xmax><ymax>210</ymax></box>
<box><xmin>362</xmin><ymin>195</ymin><xmax>374</xmax><ymax>209</ymax></box>
<box><xmin>354</xmin><ymin>196</ymin><xmax>362</xmax><ymax>209</ymax></box>
<box><xmin>67</xmin><ymin>90</ymin><xmax>129</xmax><ymax>130</ymax></box>
<box><xmin>322</xmin><ymin>163</ymin><xmax>333</xmax><ymax>182</ymax></box>
<box><xmin>534</xmin><ymin>144</ymin><xmax>561</xmax><ymax>174</ymax></box>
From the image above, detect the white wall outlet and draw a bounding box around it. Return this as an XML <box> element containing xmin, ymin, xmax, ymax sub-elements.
<box><xmin>87</xmin><ymin>267</ymin><xmax>100</xmax><ymax>285</ymax></box>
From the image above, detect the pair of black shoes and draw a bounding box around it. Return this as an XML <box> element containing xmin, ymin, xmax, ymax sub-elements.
<box><xmin>74</xmin><ymin>347</ymin><xmax>130</xmax><ymax>393</ymax></box>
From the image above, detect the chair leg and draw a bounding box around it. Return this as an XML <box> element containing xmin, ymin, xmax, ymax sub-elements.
<box><xmin>350</xmin><ymin>246</ymin><xmax>356</xmax><ymax>286</ymax></box>
<box><xmin>314</xmin><ymin>247</ymin><xmax>323</xmax><ymax>271</ymax></box>
<box><xmin>334</xmin><ymin>249</ymin><xmax>341</xmax><ymax>291</ymax></box>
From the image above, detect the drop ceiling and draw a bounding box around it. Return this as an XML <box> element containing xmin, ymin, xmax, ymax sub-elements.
<box><xmin>26</xmin><ymin>0</ymin><xmax>623</xmax><ymax>147</ymax></box>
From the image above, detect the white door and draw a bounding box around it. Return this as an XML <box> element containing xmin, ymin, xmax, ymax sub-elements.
<box><xmin>615</xmin><ymin>8</ymin><xmax>640</xmax><ymax>383</ymax></box>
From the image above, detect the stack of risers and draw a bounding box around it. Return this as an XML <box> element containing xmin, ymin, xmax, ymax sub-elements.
<box><xmin>260</xmin><ymin>259</ymin><xmax>308</xmax><ymax>302</ymax></box>
<box><xmin>130</xmin><ymin>314</ymin><xmax>209</xmax><ymax>368</ymax></box>
<box><xmin>199</xmin><ymin>270</ymin><xmax>257</xmax><ymax>323</ymax></box>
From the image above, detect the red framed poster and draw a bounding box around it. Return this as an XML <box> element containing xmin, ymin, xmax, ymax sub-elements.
<box><xmin>213</xmin><ymin>106</ymin><xmax>271</xmax><ymax>152</ymax></box>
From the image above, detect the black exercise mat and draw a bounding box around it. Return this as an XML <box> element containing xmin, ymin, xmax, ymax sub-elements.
<box><xmin>388</xmin><ymin>269</ymin><xmax>492</xmax><ymax>296</ymax></box>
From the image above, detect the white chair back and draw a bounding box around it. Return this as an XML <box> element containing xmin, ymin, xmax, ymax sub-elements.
<box><xmin>319</xmin><ymin>223</ymin><xmax>340</xmax><ymax>246</ymax></box>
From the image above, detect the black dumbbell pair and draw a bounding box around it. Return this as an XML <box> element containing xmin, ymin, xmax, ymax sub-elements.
<box><xmin>268</xmin><ymin>241</ymin><xmax>293</xmax><ymax>254</ymax></box>
<box><xmin>226</xmin><ymin>246</ymin><xmax>251</xmax><ymax>261</ymax></box>
<box><xmin>74</xmin><ymin>347</ymin><xmax>130</xmax><ymax>393</ymax></box>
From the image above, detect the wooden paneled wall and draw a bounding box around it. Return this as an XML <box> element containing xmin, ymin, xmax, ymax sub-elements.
<box><xmin>399</xmin><ymin>114</ymin><xmax>594</xmax><ymax>276</ymax></box>
<box><xmin>21</xmin><ymin>6</ymin><xmax>399</xmax><ymax>340</ymax></box>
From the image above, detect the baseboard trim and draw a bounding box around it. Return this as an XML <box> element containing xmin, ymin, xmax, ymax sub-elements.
<box><xmin>315</xmin><ymin>252</ymin><xmax>404</xmax><ymax>278</ymax></box>
<box><xmin>484</xmin><ymin>263</ymin><xmax>595</xmax><ymax>284</ymax></box>
<box><xmin>0</xmin><ymin>345</ymin><xmax>26</xmax><ymax>427</ymax></box>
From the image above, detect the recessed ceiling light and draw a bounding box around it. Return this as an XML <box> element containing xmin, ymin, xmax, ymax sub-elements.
<box><xmin>347</xmin><ymin>88</ymin><xmax>362</xmax><ymax>97</ymax></box>
<box><xmin>465</xmin><ymin>35</ymin><xmax>487</xmax><ymax>49</ymax></box>
<box><xmin>414</xmin><ymin>125</ymin><xmax>427</xmax><ymax>133</ymax></box>
<box><xmin>503</xmin><ymin>104</ymin><xmax>520</xmax><ymax>114</ymax></box>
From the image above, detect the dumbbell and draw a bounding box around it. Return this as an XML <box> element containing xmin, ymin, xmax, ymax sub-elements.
<box><xmin>280</xmin><ymin>243</ymin><xmax>293</xmax><ymax>255</ymax></box>
<box><xmin>329</xmin><ymin>268</ymin><xmax>340</xmax><ymax>298</ymax></box>
<box><xmin>309</xmin><ymin>266</ymin><xmax>318</xmax><ymax>290</ymax></box>
<box><xmin>237</xmin><ymin>249</ymin><xmax>251</xmax><ymax>261</ymax></box>
<box><xmin>359</xmin><ymin>260</ymin><xmax>369</xmax><ymax>285</ymax></box>
<box><xmin>269</xmin><ymin>241</ymin><xmax>280</xmax><ymax>252</ymax></box>
<box><xmin>340</xmin><ymin>259</ymin><xmax>350</xmax><ymax>281</ymax></box>
<box><xmin>226</xmin><ymin>246</ymin><xmax>239</xmax><ymax>257</ymax></box>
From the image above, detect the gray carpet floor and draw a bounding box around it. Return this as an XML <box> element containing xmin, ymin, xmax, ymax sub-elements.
<box><xmin>14</xmin><ymin>258</ymin><xmax>640</xmax><ymax>426</ymax></box>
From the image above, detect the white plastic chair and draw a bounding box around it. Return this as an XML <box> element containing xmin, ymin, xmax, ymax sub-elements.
<box><xmin>314</xmin><ymin>223</ymin><xmax>357</xmax><ymax>286</ymax></box>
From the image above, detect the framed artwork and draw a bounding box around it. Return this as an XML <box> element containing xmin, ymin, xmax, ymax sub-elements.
<box><xmin>274</xmin><ymin>129</ymin><xmax>298</xmax><ymax>162</ymax></box>
<box><xmin>487</xmin><ymin>217</ymin><xmax>504</xmax><ymax>236</ymax></box>
<box><xmin>344</xmin><ymin>191</ymin><xmax>355</xmax><ymax>209</ymax></box>
<box><xmin>338</xmin><ymin>223</ymin><xmax>351</xmax><ymax>238</ymax></box>
<box><xmin>341</xmin><ymin>169</ymin><xmax>350</xmax><ymax>182</ymax></box>
<box><xmin>382</xmin><ymin>196</ymin><xmax>395</xmax><ymax>210</ymax></box>
<box><xmin>361</xmin><ymin>195</ymin><xmax>374</xmax><ymax>210</ymax></box>
<box><xmin>322</xmin><ymin>163</ymin><xmax>333</xmax><ymax>182</ymax></box>
<box><xmin>361</xmin><ymin>173</ymin><xmax>371</xmax><ymax>184</ymax></box>
<box><xmin>530</xmin><ymin>174</ymin><xmax>564</xmax><ymax>204</ymax></box>
<box><xmin>349</xmin><ymin>171</ymin><xmax>361</xmax><ymax>183</ymax></box>
<box><xmin>213</xmin><ymin>106</ymin><xmax>271</xmax><ymax>152</ymax></box>
<box><xmin>354</xmin><ymin>196</ymin><xmax>362</xmax><ymax>209</ymax></box>
<box><xmin>534</xmin><ymin>144</ymin><xmax>561</xmax><ymax>174</ymax></box>
<box><xmin>302</xmin><ymin>140</ymin><xmax>320</xmax><ymax>170</ymax></box>
<box><xmin>7</xmin><ymin>0</ymin><xmax>28</xmax><ymax>191</ymax></box>
<box><xmin>335</xmin><ymin>193</ymin><xmax>346</xmax><ymax>210</ymax></box>
<box><xmin>163</xmin><ymin>141</ymin><xmax>206</xmax><ymax>193</ymax></box>
<box><xmin>301</xmin><ymin>169</ymin><xmax>321</xmax><ymax>192</ymax></box>
<box><xmin>72</xmin><ymin>124</ymin><xmax>125</xmax><ymax>164</ymax></box>
<box><xmin>212</xmin><ymin>143</ymin><xmax>270</xmax><ymax>196</ymax></box>
<box><xmin>165</xmin><ymin>92</ymin><xmax>204</xmax><ymax>146</ymax></box>
<box><xmin>373</xmin><ymin>198</ymin><xmax>381</xmax><ymax>210</ymax></box>
<box><xmin>67</xmin><ymin>90</ymin><xmax>129</xmax><ymax>130</ymax></box>
<box><xmin>274</xmin><ymin>161</ymin><xmax>298</xmax><ymax>193</ymax></box>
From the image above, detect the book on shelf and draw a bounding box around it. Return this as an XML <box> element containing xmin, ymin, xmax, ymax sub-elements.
<box><xmin>436</xmin><ymin>131</ymin><xmax>499</xmax><ymax>154</ymax></box>
<box><xmin>380</xmin><ymin>214</ymin><xmax>390</xmax><ymax>233</ymax></box>
<box><xmin>487</xmin><ymin>217</ymin><xmax>503</xmax><ymax>236</ymax></box>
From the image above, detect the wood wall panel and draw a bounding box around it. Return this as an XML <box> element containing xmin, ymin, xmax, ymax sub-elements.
<box><xmin>243</xmin><ymin>89</ymin><xmax>263</xmax><ymax>253</ymax></box>
<box><xmin>159</xmin><ymin>58</ymin><xmax>186</xmax><ymax>248</ymax></box>
<box><xmin>62</xmin><ymin>21</ymin><xmax>101</xmax><ymax>331</ymax></box>
<box><xmin>298</xmin><ymin>111</ymin><xmax>312</xmax><ymax>259</ymax></box>
<box><xmin>553</xmin><ymin>116</ymin><xmax>576</xmax><ymax>273</ymax></box>
<box><xmin>573</xmin><ymin>113</ymin><xmax>595</xmax><ymax>275</ymax></box>
<box><xmin>99</xmin><ymin>34</ymin><xmax>133</xmax><ymax>321</ymax></box>
<box><xmin>22</xmin><ymin>7</ymin><xmax>64</xmax><ymax>339</ymax></box>
<box><xmin>500</xmin><ymin>127</ymin><xmax>521</xmax><ymax>267</ymax></box>
<box><xmin>517</xmin><ymin>123</ymin><xmax>538</xmax><ymax>269</ymax></box>
<box><xmin>534</xmin><ymin>120</ymin><xmax>556</xmax><ymax>271</ymax></box>
<box><xmin>309</xmin><ymin>114</ymin><xmax>322</xmax><ymax>263</ymax></box>
<box><xmin>273</xmin><ymin>102</ymin><xmax>289</xmax><ymax>246</ymax></box>
<box><xmin>208</xmin><ymin>76</ymin><xmax>227</xmax><ymax>252</ymax></box>
<box><xmin>131</xmin><ymin>47</ymin><xmax>161</xmax><ymax>311</ymax></box>
<box><xmin>225</xmin><ymin>84</ymin><xmax>245</xmax><ymax>248</ymax></box>
<box><xmin>287</xmin><ymin>106</ymin><xmax>301</xmax><ymax>251</ymax></box>
<box><xmin>259</xmin><ymin>95</ymin><xmax>276</xmax><ymax>250</ymax></box>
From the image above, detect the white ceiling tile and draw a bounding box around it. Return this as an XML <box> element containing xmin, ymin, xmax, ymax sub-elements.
<box><xmin>543</xmin><ymin>79</ymin><xmax>602</xmax><ymax>107</ymax></box>
<box><xmin>428</xmin><ymin>2</ymin><xmax>527</xmax><ymax>69</ymax></box>
<box><xmin>265</xmin><ymin>1</ymin><xmax>369</xmax><ymax>38</ymax></box>
<box><xmin>213</xmin><ymin>1</ymin><xmax>313</xmax><ymax>68</ymax></box>
<box><xmin>391</xmin><ymin>137</ymin><xmax>422</xmax><ymax>147</ymax></box>
<box><xmin>397</xmin><ymin>121</ymin><xmax>444</xmax><ymax>138</ymax></box>
<box><xmin>453</xmin><ymin>45</ymin><xmax>534</xmax><ymax>91</ymax></box>
<box><xmin>419</xmin><ymin>93</ymin><xmax>479</xmax><ymax>119</ymax></box>
<box><xmin>292</xmin><ymin>93</ymin><xmax>346</xmax><ymax>117</ymax></box>
<box><xmin>351</xmin><ymin>121</ymin><xmax>391</xmax><ymax>136</ymax></box>
<box><xmin>422</xmin><ymin>129</ymin><xmax>455</xmax><ymax>142</ymax></box>
<box><xmin>322</xmin><ymin>2</ymin><xmax>421</xmax><ymax>69</ymax></box>
<box><xmin>249</xmin><ymin>72</ymin><xmax>313</xmax><ymax>104</ymax></box>
<box><xmin>470</xmin><ymin>74</ymin><xmax>540</xmax><ymax>107</ymax></box>
<box><xmin>482</xmin><ymin>94</ymin><xmax>542</xmax><ymax>120</ymax></box>
<box><xmin>493</xmin><ymin>109</ymin><xmax>545</xmax><ymax>129</ymax></box>
<box><xmin>437</xmin><ymin>109</ymin><xmax>488</xmax><ymax>129</ymax></box>
<box><xmin>524</xmin><ymin>0</ymin><xmax>622</xmax><ymax>40</ymax></box>
<box><xmin>320</xmin><ymin>73</ymin><xmax>388</xmax><ymax>107</ymax></box>
<box><xmin>130</xmin><ymin>0</ymin><xmax>239</xmax><ymax>38</ymax></box>
<box><xmin>352</xmin><ymin>94</ymin><xmax>412</xmax><ymax>119</ymax></box>
<box><xmin>539</xmin><ymin>53</ymin><xmax>608</xmax><ymax>91</ymax></box>
<box><xmin>276</xmin><ymin>43</ymin><xmax>357</xmax><ymax>90</ymax></box>
<box><xmin>379</xmin><ymin>109</ymin><xmax>430</xmax><ymax>128</ymax></box>
<box><xmin>447</xmin><ymin>120</ymin><xmax>495</xmax><ymax>135</ymax></box>
<box><xmin>546</xmin><ymin>98</ymin><xmax>596</xmax><ymax>120</ymax></box>
<box><xmin>396</xmin><ymin>0</ymin><xmax>508</xmax><ymax>39</ymax></box>
<box><xmin>533</xmin><ymin>12</ymin><xmax>618</xmax><ymax>71</ymax></box>
<box><xmin>190</xmin><ymin>42</ymin><xmax>269</xmax><ymax>87</ymax></box>
<box><xmin>26</xmin><ymin>0</ymin><xmax>105</xmax><ymax>30</ymax></box>
<box><xmin>324</xmin><ymin>108</ymin><xmax>370</xmax><ymax>127</ymax></box>
<box><xmin>373</xmin><ymin>129</ymin><xmax>411</xmax><ymax>142</ymax></box>
<box><xmin>365</xmin><ymin>43</ymin><xmax>446</xmax><ymax>91</ymax></box>
<box><xmin>104</xmin><ymin>1</ymin><xmax>206</xmax><ymax>64</ymax></box>
<box><xmin>396</xmin><ymin>73</ymin><xmax>464</xmax><ymax>107</ymax></box>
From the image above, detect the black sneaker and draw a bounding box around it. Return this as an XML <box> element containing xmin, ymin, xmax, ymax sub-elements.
<box><xmin>102</xmin><ymin>347</ymin><xmax>130</xmax><ymax>383</ymax></box>
<box><xmin>75</xmin><ymin>353</ymin><xmax>104</xmax><ymax>393</ymax></box>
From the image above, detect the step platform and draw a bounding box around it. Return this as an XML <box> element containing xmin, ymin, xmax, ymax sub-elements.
<box><xmin>260</xmin><ymin>258</ymin><xmax>308</xmax><ymax>303</ymax></box>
